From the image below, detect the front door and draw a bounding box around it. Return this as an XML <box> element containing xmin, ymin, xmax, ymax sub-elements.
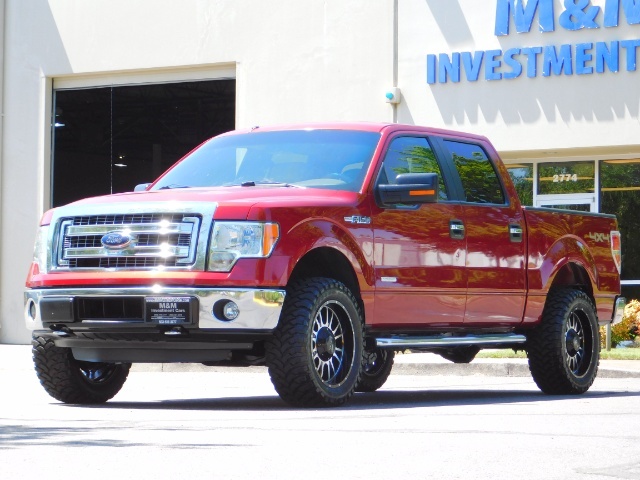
<box><xmin>372</xmin><ymin>135</ymin><xmax>467</xmax><ymax>328</ymax></box>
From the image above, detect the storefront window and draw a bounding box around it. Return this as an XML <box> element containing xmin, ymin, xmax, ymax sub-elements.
<box><xmin>600</xmin><ymin>159</ymin><xmax>640</xmax><ymax>300</ymax></box>
<box><xmin>538</xmin><ymin>161</ymin><xmax>595</xmax><ymax>195</ymax></box>
<box><xmin>52</xmin><ymin>79</ymin><xmax>236</xmax><ymax>207</ymax></box>
<box><xmin>506</xmin><ymin>163</ymin><xmax>533</xmax><ymax>206</ymax></box>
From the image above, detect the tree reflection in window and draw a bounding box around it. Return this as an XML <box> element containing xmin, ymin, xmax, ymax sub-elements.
<box><xmin>445</xmin><ymin>140</ymin><xmax>505</xmax><ymax>204</ymax></box>
<box><xmin>381</xmin><ymin>137</ymin><xmax>448</xmax><ymax>201</ymax></box>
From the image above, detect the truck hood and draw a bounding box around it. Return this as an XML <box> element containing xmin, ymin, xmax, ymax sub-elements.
<box><xmin>60</xmin><ymin>186</ymin><xmax>363</xmax><ymax>220</ymax></box>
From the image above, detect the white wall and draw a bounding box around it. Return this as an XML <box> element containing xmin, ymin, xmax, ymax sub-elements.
<box><xmin>3</xmin><ymin>0</ymin><xmax>640</xmax><ymax>343</ymax></box>
<box><xmin>0</xmin><ymin>0</ymin><xmax>396</xmax><ymax>343</ymax></box>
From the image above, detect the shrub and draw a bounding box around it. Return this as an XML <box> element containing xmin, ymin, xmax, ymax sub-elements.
<box><xmin>600</xmin><ymin>299</ymin><xmax>640</xmax><ymax>348</ymax></box>
<box><xmin>625</xmin><ymin>299</ymin><xmax>640</xmax><ymax>328</ymax></box>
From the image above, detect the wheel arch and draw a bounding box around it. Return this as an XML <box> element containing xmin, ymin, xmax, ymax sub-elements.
<box><xmin>532</xmin><ymin>235</ymin><xmax>599</xmax><ymax>298</ymax></box>
<box><xmin>279</xmin><ymin>218</ymin><xmax>374</xmax><ymax>318</ymax></box>
<box><xmin>549</xmin><ymin>261</ymin><xmax>595</xmax><ymax>300</ymax></box>
<box><xmin>288</xmin><ymin>246</ymin><xmax>363</xmax><ymax>311</ymax></box>
<box><xmin>524</xmin><ymin>241</ymin><xmax>598</xmax><ymax>326</ymax></box>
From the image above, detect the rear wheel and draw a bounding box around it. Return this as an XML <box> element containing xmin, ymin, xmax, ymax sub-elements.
<box><xmin>527</xmin><ymin>289</ymin><xmax>599</xmax><ymax>395</ymax></box>
<box><xmin>356</xmin><ymin>348</ymin><xmax>394</xmax><ymax>392</ymax></box>
<box><xmin>32</xmin><ymin>335</ymin><xmax>130</xmax><ymax>404</ymax></box>
<box><xmin>266</xmin><ymin>278</ymin><xmax>364</xmax><ymax>407</ymax></box>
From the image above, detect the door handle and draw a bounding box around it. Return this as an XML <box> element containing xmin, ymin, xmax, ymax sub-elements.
<box><xmin>509</xmin><ymin>224</ymin><xmax>523</xmax><ymax>243</ymax></box>
<box><xmin>450</xmin><ymin>219</ymin><xmax>465</xmax><ymax>240</ymax></box>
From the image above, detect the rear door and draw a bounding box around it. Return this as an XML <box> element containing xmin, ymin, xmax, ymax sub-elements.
<box><xmin>434</xmin><ymin>138</ymin><xmax>526</xmax><ymax>326</ymax></box>
<box><xmin>371</xmin><ymin>134</ymin><xmax>467</xmax><ymax>327</ymax></box>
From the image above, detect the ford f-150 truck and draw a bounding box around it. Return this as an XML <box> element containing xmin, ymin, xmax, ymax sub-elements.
<box><xmin>25</xmin><ymin>123</ymin><xmax>626</xmax><ymax>407</ymax></box>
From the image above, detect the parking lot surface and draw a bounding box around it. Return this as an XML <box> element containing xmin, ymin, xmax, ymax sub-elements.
<box><xmin>2</xmin><ymin>358</ymin><xmax>640</xmax><ymax>480</ymax></box>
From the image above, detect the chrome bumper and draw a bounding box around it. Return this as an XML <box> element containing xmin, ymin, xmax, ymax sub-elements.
<box><xmin>25</xmin><ymin>286</ymin><xmax>285</xmax><ymax>331</ymax></box>
<box><xmin>612</xmin><ymin>296</ymin><xmax>626</xmax><ymax>325</ymax></box>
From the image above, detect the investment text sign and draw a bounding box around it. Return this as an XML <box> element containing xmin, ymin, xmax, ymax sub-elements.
<box><xmin>426</xmin><ymin>0</ymin><xmax>640</xmax><ymax>84</ymax></box>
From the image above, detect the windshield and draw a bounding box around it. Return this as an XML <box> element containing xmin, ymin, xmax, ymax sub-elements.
<box><xmin>151</xmin><ymin>129</ymin><xmax>381</xmax><ymax>192</ymax></box>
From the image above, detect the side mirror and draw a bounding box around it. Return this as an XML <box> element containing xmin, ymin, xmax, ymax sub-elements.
<box><xmin>134</xmin><ymin>183</ymin><xmax>151</xmax><ymax>192</ymax></box>
<box><xmin>378</xmin><ymin>173</ymin><xmax>439</xmax><ymax>206</ymax></box>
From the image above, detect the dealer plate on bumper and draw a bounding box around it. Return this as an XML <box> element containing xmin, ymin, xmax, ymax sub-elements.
<box><xmin>145</xmin><ymin>297</ymin><xmax>194</xmax><ymax>324</ymax></box>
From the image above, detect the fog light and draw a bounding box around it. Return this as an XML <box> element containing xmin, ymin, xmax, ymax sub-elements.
<box><xmin>223</xmin><ymin>301</ymin><xmax>240</xmax><ymax>320</ymax></box>
<box><xmin>213</xmin><ymin>299</ymin><xmax>240</xmax><ymax>322</ymax></box>
<box><xmin>29</xmin><ymin>301</ymin><xmax>37</xmax><ymax>320</ymax></box>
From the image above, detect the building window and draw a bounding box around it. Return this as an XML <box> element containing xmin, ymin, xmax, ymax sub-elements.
<box><xmin>600</xmin><ymin>159</ymin><xmax>640</xmax><ymax>301</ymax></box>
<box><xmin>52</xmin><ymin>79</ymin><xmax>236</xmax><ymax>207</ymax></box>
<box><xmin>537</xmin><ymin>161</ymin><xmax>595</xmax><ymax>195</ymax></box>
<box><xmin>506</xmin><ymin>163</ymin><xmax>533</xmax><ymax>206</ymax></box>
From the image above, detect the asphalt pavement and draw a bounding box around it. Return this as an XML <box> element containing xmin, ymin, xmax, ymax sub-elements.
<box><xmin>3</xmin><ymin>343</ymin><xmax>640</xmax><ymax>378</ymax></box>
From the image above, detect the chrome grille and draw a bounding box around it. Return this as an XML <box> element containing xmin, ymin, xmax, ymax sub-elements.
<box><xmin>56</xmin><ymin>213</ymin><xmax>201</xmax><ymax>270</ymax></box>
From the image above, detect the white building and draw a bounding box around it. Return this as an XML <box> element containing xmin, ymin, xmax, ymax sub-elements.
<box><xmin>1</xmin><ymin>0</ymin><xmax>639</xmax><ymax>343</ymax></box>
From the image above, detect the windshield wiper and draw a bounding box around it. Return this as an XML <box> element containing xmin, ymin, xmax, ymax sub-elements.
<box><xmin>240</xmin><ymin>181</ymin><xmax>304</xmax><ymax>188</ymax></box>
<box><xmin>157</xmin><ymin>184</ymin><xmax>191</xmax><ymax>190</ymax></box>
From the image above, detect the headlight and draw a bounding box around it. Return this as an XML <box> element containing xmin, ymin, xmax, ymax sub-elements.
<box><xmin>33</xmin><ymin>226</ymin><xmax>50</xmax><ymax>274</ymax></box>
<box><xmin>208</xmin><ymin>222</ymin><xmax>279</xmax><ymax>272</ymax></box>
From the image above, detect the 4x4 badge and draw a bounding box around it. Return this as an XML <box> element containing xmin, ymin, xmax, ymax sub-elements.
<box><xmin>585</xmin><ymin>232</ymin><xmax>610</xmax><ymax>243</ymax></box>
<box><xmin>344</xmin><ymin>216</ymin><xmax>371</xmax><ymax>225</ymax></box>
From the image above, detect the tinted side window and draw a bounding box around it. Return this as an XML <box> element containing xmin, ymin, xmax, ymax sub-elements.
<box><xmin>379</xmin><ymin>136</ymin><xmax>448</xmax><ymax>201</ymax></box>
<box><xmin>444</xmin><ymin>140</ymin><xmax>505</xmax><ymax>204</ymax></box>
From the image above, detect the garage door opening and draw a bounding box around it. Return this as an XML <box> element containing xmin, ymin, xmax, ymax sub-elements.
<box><xmin>52</xmin><ymin>79</ymin><xmax>235</xmax><ymax>207</ymax></box>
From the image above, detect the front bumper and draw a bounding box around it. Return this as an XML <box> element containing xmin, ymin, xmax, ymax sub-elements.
<box><xmin>25</xmin><ymin>286</ymin><xmax>286</xmax><ymax>331</ymax></box>
<box><xmin>25</xmin><ymin>286</ymin><xmax>285</xmax><ymax>363</ymax></box>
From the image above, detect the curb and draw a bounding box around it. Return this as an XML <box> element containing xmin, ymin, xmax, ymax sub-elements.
<box><xmin>3</xmin><ymin>345</ymin><xmax>640</xmax><ymax>378</ymax></box>
<box><xmin>389</xmin><ymin>361</ymin><xmax>640</xmax><ymax>378</ymax></box>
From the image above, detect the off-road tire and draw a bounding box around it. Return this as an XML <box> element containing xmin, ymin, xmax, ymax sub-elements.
<box><xmin>265</xmin><ymin>277</ymin><xmax>364</xmax><ymax>407</ymax></box>
<box><xmin>439</xmin><ymin>346</ymin><xmax>480</xmax><ymax>364</ymax></box>
<box><xmin>32</xmin><ymin>335</ymin><xmax>131</xmax><ymax>404</ymax></box>
<box><xmin>356</xmin><ymin>348</ymin><xmax>394</xmax><ymax>392</ymax></box>
<box><xmin>527</xmin><ymin>289</ymin><xmax>599</xmax><ymax>395</ymax></box>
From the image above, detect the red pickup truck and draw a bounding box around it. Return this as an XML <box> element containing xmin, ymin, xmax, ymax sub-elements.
<box><xmin>25</xmin><ymin>123</ymin><xmax>625</xmax><ymax>407</ymax></box>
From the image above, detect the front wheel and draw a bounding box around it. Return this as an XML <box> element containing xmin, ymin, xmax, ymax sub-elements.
<box><xmin>266</xmin><ymin>278</ymin><xmax>364</xmax><ymax>407</ymax></box>
<box><xmin>526</xmin><ymin>289</ymin><xmax>599</xmax><ymax>395</ymax></box>
<box><xmin>32</xmin><ymin>335</ymin><xmax>131</xmax><ymax>404</ymax></box>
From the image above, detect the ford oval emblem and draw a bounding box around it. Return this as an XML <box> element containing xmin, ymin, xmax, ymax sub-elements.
<box><xmin>101</xmin><ymin>232</ymin><xmax>132</xmax><ymax>249</ymax></box>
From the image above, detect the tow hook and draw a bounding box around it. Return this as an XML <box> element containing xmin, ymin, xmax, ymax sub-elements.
<box><xmin>164</xmin><ymin>326</ymin><xmax>187</xmax><ymax>336</ymax></box>
<box><xmin>50</xmin><ymin>324</ymin><xmax>75</xmax><ymax>337</ymax></box>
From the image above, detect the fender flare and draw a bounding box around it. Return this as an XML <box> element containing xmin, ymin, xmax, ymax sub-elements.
<box><xmin>279</xmin><ymin>218</ymin><xmax>375</xmax><ymax>289</ymax></box>
<box><xmin>533</xmin><ymin>235</ymin><xmax>599</xmax><ymax>293</ymax></box>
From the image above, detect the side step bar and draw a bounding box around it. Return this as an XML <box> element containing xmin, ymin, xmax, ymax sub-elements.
<box><xmin>374</xmin><ymin>333</ymin><xmax>527</xmax><ymax>349</ymax></box>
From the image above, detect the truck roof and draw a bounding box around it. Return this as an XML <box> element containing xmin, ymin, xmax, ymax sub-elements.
<box><xmin>220</xmin><ymin>122</ymin><xmax>490</xmax><ymax>143</ymax></box>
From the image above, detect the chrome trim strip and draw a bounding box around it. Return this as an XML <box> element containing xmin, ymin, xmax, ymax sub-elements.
<box><xmin>375</xmin><ymin>333</ymin><xmax>527</xmax><ymax>349</ymax></box>
<box><xmin>62</xmin><ymin>245</ymin><xmax>191</xmax><ymax>258</ymax></box>
<box><xmin>65</xmin><ymin>222</ymin><xmax>196</xmax><ymax>236</ymax></box>
<box><xmin>25</xmin><ymin>286</ymin><xmax>285</xmax><ymax>331</ymax></box>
